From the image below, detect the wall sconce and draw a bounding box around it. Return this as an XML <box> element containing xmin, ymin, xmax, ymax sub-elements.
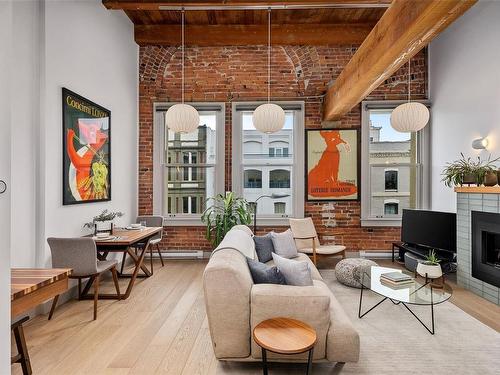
<box><xmin>472</xmin><ymin>137</ymin><xmax>489</xmax><ymax>150</ymax></box>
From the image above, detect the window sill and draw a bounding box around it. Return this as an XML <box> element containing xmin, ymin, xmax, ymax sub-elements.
<box><xmin>361</xmin><ymin>218</ymin><xmax>402</xmax><ymax>227</ymax></box>
<box><xmin>162</xmin><ymin>216</ymin><xmax>205</xmax><ymax>227</ymax></box>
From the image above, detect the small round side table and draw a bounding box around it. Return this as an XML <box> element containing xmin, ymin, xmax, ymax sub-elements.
<box><xmin>253</xmin><ymin>317</ymin><xmax>317</xmax><ymax>375</ymax></box>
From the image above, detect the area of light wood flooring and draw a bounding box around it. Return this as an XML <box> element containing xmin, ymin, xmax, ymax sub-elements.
<box><xmin>12</xmin><ymin>258</ymin><xmax>500</xmax><ymax>375</ymax></box>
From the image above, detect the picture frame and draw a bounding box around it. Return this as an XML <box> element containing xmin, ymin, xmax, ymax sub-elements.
<box><xmin>305</xmin><ymin>128</ymin><xmax>360</xmax><ymax>201</ymax></box>
<box><xmin>62</xmin><ymin>88</ymin><xmax>111</xmax><ymax>205</ymax></box>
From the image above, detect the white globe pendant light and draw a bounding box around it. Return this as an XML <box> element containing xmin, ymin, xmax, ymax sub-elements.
<box><xmin>390</xmin><ymin>58</ymin><xmax>429</xmax><ymax>133</ymax></box>
<box><xmin>253</xmin><ymin>8</ymin><xmax>285</xmax><ymax>134</ymax></box>
<box><xmin>166</xmin><ymin>9</ymin><xmax>199</xmax><ymax>134</ymax></box>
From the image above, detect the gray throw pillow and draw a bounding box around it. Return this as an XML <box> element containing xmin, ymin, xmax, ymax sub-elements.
<box><xmin>270</xmin><ymin>229</ymin><xmax>298</xmax><ymax>259</ymax></box>
<box><xmin>253</xmin><ymin>233</ymin><xmax>274</xmax><ymax>263</ymax></box>
<box><xmin>247</xmin><ymin>258</ymin><xmax>286</xmax><ymax>285</ymax></box>
<box><xmin>271</xmin><ymin>253</ymin><xmax>313</xmax><ymax>286</ymax></box>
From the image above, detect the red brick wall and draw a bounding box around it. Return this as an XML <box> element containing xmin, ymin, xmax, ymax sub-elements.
<box><xmin>139</xmin><ymin>45</ymin><xmax>428</xmax><ymax>251</ymax></box>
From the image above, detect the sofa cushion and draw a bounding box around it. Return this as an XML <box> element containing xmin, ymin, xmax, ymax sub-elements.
<box><xmin>271</xmin><ymin>253</ymin><xmax>313</xmax><ymax>286</ymax></box>
<box><xmin>270</xmin><ymin>229</ymin><xmax>298</xmax><ymax>259</ymax></box>
<box><xmin>266</xmin><ymin>253</ymin><xmax>322</xmax><ymax>282</ymax></box>
<box><xmin>253</xmin><ymin>233</ymin><xmax>274</xmax><ymax>263</ymax></box>
<box><xmin>247</xmin><ymin>258</ymin><xmax>286</xmax><ymax>285</ymax></box>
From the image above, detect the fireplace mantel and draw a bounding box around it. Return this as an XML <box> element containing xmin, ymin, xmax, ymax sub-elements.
<box><xmin>455</xmin><ymin>186</ymin><xmax>500</xmax><ymax>194</ymax></box>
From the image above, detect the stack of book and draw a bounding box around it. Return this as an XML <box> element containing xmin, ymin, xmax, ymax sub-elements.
<box><xmin>380</xmin><ymin>272</ymin><xmax>413</xmax><ymax>289</ymax></box>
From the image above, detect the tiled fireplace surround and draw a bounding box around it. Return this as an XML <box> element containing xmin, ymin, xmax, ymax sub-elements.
<box><xmin>457</xmin><ymin>191</ymin><xmax>500</xmax><ymax>305</ymax></box>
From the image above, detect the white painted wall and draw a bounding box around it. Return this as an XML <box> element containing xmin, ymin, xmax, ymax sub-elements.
<box><xmin>0</xmin><ymin>2</ymin><xmax>13</xmax><ymax>371</ymax></box>
<box><xmin>429</xmin><ymin>0</ymin><xmax>500</xmax><ymax>212</ymax></box>
<box><xmin>40</xmin><ymin>0</ymin><xmax>138</xmax><ymax>266</ymax></box>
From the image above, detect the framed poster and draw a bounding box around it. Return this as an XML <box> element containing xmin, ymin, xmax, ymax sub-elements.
<box><xmin>62</xmin><ymin>88</ymin><xmax>111</xmax><ymax>205</ymax></box>
<box><xmin>306</xmin><ymin>128</ymin><xmax>359</xmax><ymax>201</ymax></box>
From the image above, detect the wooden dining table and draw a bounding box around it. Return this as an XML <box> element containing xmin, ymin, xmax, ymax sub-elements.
<box><xmin>11</xmin><ymin>268</ymin><xmax>72</xmax><ymax>375</ymax></box>
<box><xmin>88</xmin><ymin>226</ymin><xmax>162</xmax><ymax>300</ymax></box>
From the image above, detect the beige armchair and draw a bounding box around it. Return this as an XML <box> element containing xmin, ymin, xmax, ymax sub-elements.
<box><xmin>289</xmin><ymin>217</ymin><xmax>346</xmax><ymax>265</ymax></box>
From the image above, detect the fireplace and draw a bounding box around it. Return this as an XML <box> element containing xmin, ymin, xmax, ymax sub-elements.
<box><xmin>472</xmin><ymin>211</ymin><xmax>500</xmax><ymax>288</ymax></box>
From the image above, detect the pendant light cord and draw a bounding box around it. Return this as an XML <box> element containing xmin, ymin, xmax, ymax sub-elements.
<box><xmin>407</xmin><ymin>58</ymin><xmax>411</xmax><ymax>102</ymax></box>
<box><xmin>182</xmin><ymin>8</ymin><xmax>185</xmax><ymax>104</ymax></box>
<box><xmin>268</xmin><ymin>7</ymin><xmax>271</xmax><ymax>103</ymax></box>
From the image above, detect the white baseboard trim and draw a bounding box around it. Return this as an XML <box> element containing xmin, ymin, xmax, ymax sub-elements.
<box><xmin>152</xmin><ymin>251</ymin><xmax>204</xmax><ymax>259</ymax></box>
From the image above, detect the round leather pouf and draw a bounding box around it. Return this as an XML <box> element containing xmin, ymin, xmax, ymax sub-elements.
<box><xmin>335</xmin><ymin>258</ymin><xmax>378</xmax><ymax>288</ymax></box>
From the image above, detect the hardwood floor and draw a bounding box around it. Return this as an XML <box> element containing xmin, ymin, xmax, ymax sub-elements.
<box><xmin>12</xmin><ymin>259</ymin><xmax>500</xmax><ymax>375</ymax></box>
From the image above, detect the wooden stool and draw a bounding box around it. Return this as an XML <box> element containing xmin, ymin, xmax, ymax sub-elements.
<box><xmin>253</xmin><ymin>317</ymin><xmax>317</xmax><ymax>375</ymax></box>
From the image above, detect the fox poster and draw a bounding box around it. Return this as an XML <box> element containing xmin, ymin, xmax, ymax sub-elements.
<box><xmin>62</xmin><ymin>88</ymin><xmax>111</xmax><ymax>205</ymax></box>
<box><xmin>306</xmin><ymin>129</ymin><xmax>359</xmax><ymax>201</ymax></box>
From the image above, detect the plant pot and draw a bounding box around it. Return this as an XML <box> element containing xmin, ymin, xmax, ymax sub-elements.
<box><xmin>497</xmin><ymin>169</ymin><xmax>500</xmax><ymax>185</ymax></box>
<box><xmin>483</xmin><ymin>171</ymin><xmax>498</xmax><ymax>187</ymax></box>
<box><xmin>462</xmin><ymin>173</ymin><xmax>476</xmax><ymax>185</ymax></box>
<box><xmin>416</xmin><ymin>262</ymin><xmax>443</xmax><ymax>279</ymax></box>
<box><xmin>94</xmin><ymin>220</ymin><xmax>114</xmax><ymax>235</ymax></box>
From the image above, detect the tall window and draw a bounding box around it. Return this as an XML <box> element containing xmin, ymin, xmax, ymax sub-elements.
<box><xmin>232</xmin><ymin>102</ymin><xmax>305</xmax><ymax>222</ymax></box>
<box><xmin>385</xmin><ymin>170</ymin><xmax>398</xmax><ymax>191</ymax></box>
<box><xmin>244</xmin><ymin>169</ymin><xmax>262</xmax><ymax>188</ymax></box>
<box><xmin>269</xmin><ymin>169</ymin><xmax>290</xmax><ymax>189</ymax></box>
<box><xmin>361</xmin><ymin>101</ymin><xmax>429</xmax><ymax>226</ymax></box>
<box><xmin>154</xmin><ymin>103</ymin><xmax>225</xmax><ymax>222</ymax></box>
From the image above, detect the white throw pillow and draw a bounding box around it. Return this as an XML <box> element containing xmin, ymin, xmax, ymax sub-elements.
<box><xmin>270</xmin><ymin>229</ymin><xmax>298</xmax><ymax>259</ymax></box>
<box><xmin>271</xmin><ymin>253</ymin><xmax>313</xmax><ymax>286</ymax></box>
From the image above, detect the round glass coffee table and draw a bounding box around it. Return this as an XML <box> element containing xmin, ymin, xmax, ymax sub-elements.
<box><xmin>358</xmin><ymin>266</ymin><xmax>452</xmax><ymax>334</ymax></box>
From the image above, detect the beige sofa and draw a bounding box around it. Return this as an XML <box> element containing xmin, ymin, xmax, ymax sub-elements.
<box><xmin>203</xmin><ymin>225</ymin><xmax>360</xmax><ymax>364</ymax></box>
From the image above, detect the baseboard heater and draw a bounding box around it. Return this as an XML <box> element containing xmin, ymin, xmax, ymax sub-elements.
<box><xmin>359</xmin><ymin>251</ymin><xmax>392</xmax><ymax>259</ymax></box>
<box><xmin>151</xmin><ymin>251</ymin><xmax>204</xmax><ymax>259</ymax></box>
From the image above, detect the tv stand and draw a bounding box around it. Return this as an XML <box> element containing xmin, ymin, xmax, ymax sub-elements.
<box><xmin>392</xmin><ymin>242</ymin><xmax>455</xmax><ymax>264</ymax></box>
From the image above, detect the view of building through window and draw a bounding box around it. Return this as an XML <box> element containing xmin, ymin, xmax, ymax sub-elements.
<box><xmin>241</xmin><ymin>111</ymin><xmax>294</xmax><ymax>216</ymax></box>
<box><xmin>368</xmin><ymin>110</ymin><xmax>418</xmax><ymax>218</ymax></box>
<box><xmin>164</xmin><ymin>113</ymin><xmax>217</xmax><ymax>215</ymax></box>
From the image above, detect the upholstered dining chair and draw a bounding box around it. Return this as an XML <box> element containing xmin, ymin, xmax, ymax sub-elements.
<box><xmin>120</xmin><ymin>215</ymin><xmax>164</xmax><ymax>274</ymax></box>
<box><xmin>289</xmin><ymin>217</ymin><xmax>346</xmax><ymax>266</ymax></box>
<box><xmin>47</xmin><ymin>237</ymin><xmax>120</xmax><ymax>320</ymax></box>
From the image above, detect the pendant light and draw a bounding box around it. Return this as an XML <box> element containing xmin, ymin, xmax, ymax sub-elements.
<box><xmin>166</xmin><ymin>9</ymin><xmax>199</xmax><ymax>134</ymax></box>
<box><xmin>390</xmin><ymin>58</ymin><xmax>429</xmax><ymax>133</ymax></box>
<box><xmin>252</xmin><ymin>8</ymin><xmax>285</xmax><ymax>134</ymax></box>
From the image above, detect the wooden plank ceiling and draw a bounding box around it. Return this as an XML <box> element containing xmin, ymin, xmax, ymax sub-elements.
<box><xmin>102</xmin><ymin>1</ymin><xmax>390</xmax><ymax>45</ymax></box>
<box><xmin>103</xmin><ymin>1</ymin><xmax>477</xmax><ymax>119</ymax></box>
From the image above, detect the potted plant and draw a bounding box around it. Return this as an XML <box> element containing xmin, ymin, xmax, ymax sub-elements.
<box><xmin>478</xmin><ymin>154</ymin><xmax>499</xmax><ymax>186</ymax></box>
<box><xmin>201</xmin><ymin>192</ymin><xmax>252</xmax><ymax>248</ymax></box>
<box><xmin>441</xmin><ymin>153</ymin><xmax>477</xmax><ymax>186</ymax></box>
<box><xmin>84</xmin><ymin>209</ymin><xmax>124</xmax><ymax>234</ymax></box>
<box><xmin>416</xmin><ymin>250</ymin><xmax>443</xmax><ymax>279</ymax></box>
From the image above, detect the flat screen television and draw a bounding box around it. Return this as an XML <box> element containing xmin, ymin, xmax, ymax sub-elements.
<box><xmin>401</xmin><ymin>209</ymin><xmax>456</xmax><ymax>253</ymax></box>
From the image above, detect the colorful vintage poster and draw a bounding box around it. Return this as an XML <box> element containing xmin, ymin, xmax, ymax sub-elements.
<box><xmin>62</xmin><ymin>88</ymin><xmax>111</xmax><ymax>205</ymax></box>
<box><xmin>306</xmin><ymin>129</ymin><xmax>359</xmax><ymax>201</ymax></box>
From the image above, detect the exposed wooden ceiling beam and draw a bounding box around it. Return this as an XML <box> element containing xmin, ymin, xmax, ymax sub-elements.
<box><xmin>135</xmin><ymin>23</ymin><xmax>374</xmax><ymax>45</ymax></box>
<box><xmin>322</xmin><ymin>0</ymin><xmax>477</xmax><ymax>120</ymax></box>
<box><xmin>103</xmin><ymin>0</ymin><xmax>392</xmax><ymax>11</ymax></box>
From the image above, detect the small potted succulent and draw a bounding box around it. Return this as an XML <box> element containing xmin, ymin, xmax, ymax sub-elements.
<box><xmin>416</xmin><ymin>250</ymin><xmax>442</xmax><ymax>279</ymax></box>
<box><xmin>84</xmin><ymin>209</ymin><xmax>124</xmax><ymax>235</ymax></box>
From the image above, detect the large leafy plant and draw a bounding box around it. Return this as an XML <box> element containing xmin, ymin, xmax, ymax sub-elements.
<box><xmin>201</xmin><ymin>192</ymin><xmax>252</xmax><ymax>248</ymax></box>
<box><xmin>441</xmin><ymin>153</ymin><xmax>499</xmax><ymax>187</ymax></box>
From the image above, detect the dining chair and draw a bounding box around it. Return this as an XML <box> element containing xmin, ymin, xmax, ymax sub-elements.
<box><xmin>47</xmin><ymin>237</ymin><xmax>120</xmax><ymax>320</ymax></box>
<box><xmin>289</xmin><ymin>217</ymin><xmax>346</xmax><ymax>266</ymax></box>
<box><xmin>120</xmin><ymin>215</ymin><xmax>164</xmax><ymax>274</ymax></box>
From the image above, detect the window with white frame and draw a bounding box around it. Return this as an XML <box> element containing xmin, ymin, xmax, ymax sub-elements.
<box><xmin>232</xmin><ymin>102</ymin><xmax>304</xmax><ymax>223</ymax></box>
<box><xmin>361</xmin><ymin>101</ymin><xmax>430</xmax><ymax>226</ymax></box>
<box><xmin>153</xmin><ymin>103</ymin><xmax>225</xmax><ymax>223</ymax></box>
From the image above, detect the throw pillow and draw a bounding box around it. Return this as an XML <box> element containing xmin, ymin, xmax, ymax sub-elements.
<box><xmin>271</xmin><ymin>253</ymin><xmax>313</xmax><ymax>286</ymax></box>
<box><xmin>247</xmin><ymin>258</ymin><xmax>286</xmax><ymax>285</ymax></box>
<box><xmin>270</xmin><ymin>229</ymin><xmax>298</xmax><ymax>259</ymax></box>
<box><xmin>253</xmin><ymin>233</ymin><xmax>275</xmax><ymax>263</ymax></box>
